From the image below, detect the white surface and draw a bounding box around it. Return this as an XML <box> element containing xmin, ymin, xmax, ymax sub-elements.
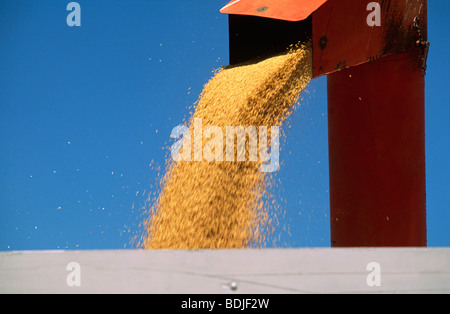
<box><xmin>1</xmin><ymin>248</ymin><xmax>449</xmax><ymax>294</ymax></box>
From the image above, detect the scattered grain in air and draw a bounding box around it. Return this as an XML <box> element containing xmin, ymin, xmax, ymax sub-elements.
<box><xmin>143</xmin><ymin>42</ymin><xmax>313</xmax><ymax>249</ymax></box>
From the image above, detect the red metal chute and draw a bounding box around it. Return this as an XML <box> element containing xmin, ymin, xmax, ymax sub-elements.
<box><xmin>220</xmin><ymin>0</ymin><xmax>428</xmax><ymax>247</ymax></box>
<box><xmin>220</xmin><ymin>0</ymin><xmax>327</xmax><ymax>22</ymax></box>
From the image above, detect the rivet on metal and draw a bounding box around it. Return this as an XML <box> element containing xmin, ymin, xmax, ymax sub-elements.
<box><xmin>257</xmin><ymin>6</ymin><xmax>269</xmax><ymax>13</ymax></box>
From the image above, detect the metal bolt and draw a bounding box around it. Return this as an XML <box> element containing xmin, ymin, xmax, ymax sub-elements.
<box><xmin>319</xmin><ymin>35</ymin><xmax>328</xmax><ymax>50</ymax></box>
<box><xmin>257</xmin><ymin>6</ymin><xmax>269</xmax><ymax>13</ymax></box>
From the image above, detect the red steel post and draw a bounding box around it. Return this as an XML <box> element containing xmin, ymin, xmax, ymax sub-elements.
<box><xmin>327</xmin><ymin>48</ymin><xmax>427</xmax><ymax>246</ymax></box>
<box><xmin>221</xmin><ymin>0</ymin><xmax>428</xmax><ymax>247</ymax></box>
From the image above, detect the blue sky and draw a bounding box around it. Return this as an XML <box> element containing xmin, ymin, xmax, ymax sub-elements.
<box><xmin>0</xmin><ymin>0</ymin><xmax>448</xmax><ymax>250</ymax></box>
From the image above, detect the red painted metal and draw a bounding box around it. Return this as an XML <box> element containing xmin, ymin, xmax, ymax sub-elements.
<box><xmin>327</xmin><ymin>48</ymin><xmax>427</xmax><ymax>246</ymax></box>
<box><xmin>220</xmin><ymin>0</ymin><xmax>428</xmax><ymax>247</ymax></box>
<box><xmin>312</xmin><ymin>0</ymin><xmax>428</xmax><ymax>77</ymax></box>
<box><xmin>220</xmin><ymin>0</ymin><xmax>327</xmax><ymax>22</ymax></box>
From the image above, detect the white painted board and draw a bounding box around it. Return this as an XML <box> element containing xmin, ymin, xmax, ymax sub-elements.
<box><xmin>1</xmin><ymin>248</ymin><xmax>449</xmax><ymax>294</ymax></box>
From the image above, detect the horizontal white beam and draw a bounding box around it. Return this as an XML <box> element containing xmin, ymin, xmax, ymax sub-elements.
<box><xmin>1</xmin><ymin>248</ymin><xmax>449</xmax><ymax>294</ymax></box>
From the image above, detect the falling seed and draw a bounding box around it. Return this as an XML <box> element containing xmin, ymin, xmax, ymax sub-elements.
<box><xmin>143</xmin><ymin>43</ymin><xmax>313</xmax><ymax>249</ymax></box>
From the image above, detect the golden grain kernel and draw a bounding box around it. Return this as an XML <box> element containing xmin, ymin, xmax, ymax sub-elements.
<box><xmin>143</xmin><ymin>43</ymin><xmax>313</xmax><ymax>249</ymax></box>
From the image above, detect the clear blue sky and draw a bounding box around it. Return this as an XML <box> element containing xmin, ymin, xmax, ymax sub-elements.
<box><xmin>0</xmin><ymin>1</ymin><xmax>448</xmax><ymax>250</ymax></box>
